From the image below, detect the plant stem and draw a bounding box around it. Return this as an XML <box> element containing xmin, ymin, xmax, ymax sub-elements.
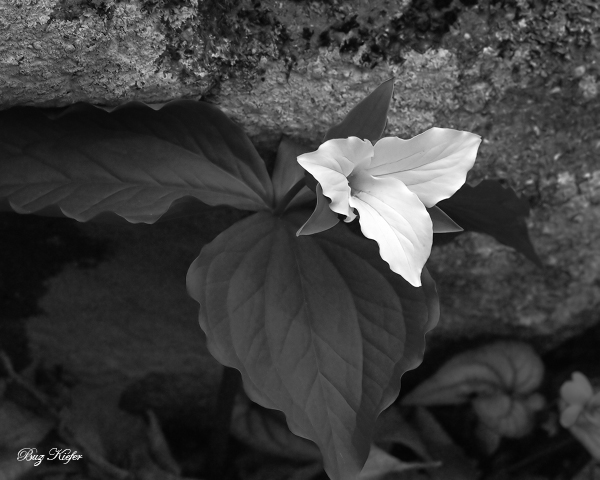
<box><xmin>274</xmin><ymin>178</ymin><xmax>307</xmax><ymax>215</ymax></box>
<box><xmin>207</xmin><ymin>366</ymin><xmax>241</xmax><ymax>480</ymax></box>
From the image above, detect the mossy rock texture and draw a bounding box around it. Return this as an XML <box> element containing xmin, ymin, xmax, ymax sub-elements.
<box><xmin>1</xmin><ymin>0</ymin><xmax>600</xmax><ymax>350</ymax></box>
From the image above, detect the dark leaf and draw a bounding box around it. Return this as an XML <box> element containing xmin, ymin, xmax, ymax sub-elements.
<box><xmin>358</xmin><ymin>445</ymin><xmax>439</xmax><ymax>479</ymax></box>
<box><xmin>412</xmin><ymin>407</ymin><xmax>479</xmax><ymax>480</ymax></box>
<box><xmin>402</xmin><ymin>342</ymin><xmax>545</xmax><ymax>441</ymax></box>
<box><xmin>374</xmin><ymin>407</ymin><xmax>431</xmax><ymax>461</ymax></box>
<box><xmin>186</xmin><ymin>211</ymin><xmax>439</xmax><ymax>480</ymax></box>
<box><xmin>427</xmin><ymin>206</ymin><xmax>463</xmax><ymax>234</ymax></box>
<box><xmin>437</xmin><ymin>180</ymin><xmax>542</xmax><ymax>267</ymax></box>
<box><xmin>0</xmin><ymin>101</ymin><xmax>274</xmax><ymax>223</ymax></box>
<box><xmin>231</xmin><ymin>394</ymin><xmax>321</xmax><ymax>462</ymax></box>
<box><xmin>402</xmin><ymin>342</ymin><xmax>544</xmax><ymax>406</ymax></box>
<box><xmin>323</xmin><ymin>79</ymin><xmax>394</xmax><ymax>143</ymax></box>
<box><xmin>271</xmin><ymin>136</ymin><xmax>315</xmax><ymax>212</ymax></box>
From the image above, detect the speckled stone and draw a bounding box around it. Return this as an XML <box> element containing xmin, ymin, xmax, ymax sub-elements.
<box><xmin>0</xmin><ymin>0</ymin><xmax>203</xmax><ymax>106</ymax></box>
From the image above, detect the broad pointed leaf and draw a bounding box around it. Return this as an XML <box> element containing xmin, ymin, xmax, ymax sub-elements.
<box><xmin>428</xmin><ymin>206</ymin><xmax>463</xmax><ymax>233</ymax></box>
<box><xmin>231</xmin><ymin>394</ymin><xmax>321</xmax><ymax>461</ymax></box>
<box><xmin>0</xmin><ymin>101</ymin><xmax>274</xmax><ymax>223</ymax></box>
<box><xmin>373</xmin><ymin>407</ymin><xmax>431</xmax><ymax>461</ymax></box>
<box><xmin>297</xmin><ymin>184</ymin><xmax>339</xmax><ymax>236</ymax></box>
<box><xmin>402</xmin><ymin>342</ymin><xmax>544</xmax><ymax>406</ymax></box>
<box><xmin>272</xmin><ymin>136</ymin><xmax>315</xmax><ymax>211</ymax></box>
<box><xmin>358</xmin><ymin>445</ymin><xmax>437</xmax><ymax>480</ymax></box>
<box><xmin>186</xmin><ymin>211</ymin><xmax>439</xmax><ymax>480</ymax></box>
<box><xmin>403</xmin><ymin>342</ymin><xmax>545</xmax><ymax>440</ymax></box>
<box><xmin>324</xmin><ymin>79</ymin><xmax>394</xmax><ymax>143</ymax></box>
<box><xmin>411</xmin><ymin>407</ymin><xmax>479</xmax><ymax>480</ymax></box>
<box><xmin>437</xmin><ymin>180</ymin><xmax>542</xmax><ymax>267</ymax></box>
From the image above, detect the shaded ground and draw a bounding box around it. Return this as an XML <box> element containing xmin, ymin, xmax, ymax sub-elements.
<box><xmin>1</xmin><ymin>209</ymin><xmax>599</xmax><ymax>479</ymax></box>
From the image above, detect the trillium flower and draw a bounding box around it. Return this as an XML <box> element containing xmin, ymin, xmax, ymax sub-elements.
<box><xmin>559</xmin><ymin>372</ymin><xmax>600</xmax><ymax>461</ymax></box>
<box><xmin>296</xmin><ymin>128</ymin><xmax>482</xmax><ymax>287</ymax></box>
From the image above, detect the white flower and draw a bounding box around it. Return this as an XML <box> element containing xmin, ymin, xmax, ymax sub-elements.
<box><xmin>559</xmin><ymin>372</ymin><xmax>600</xmax><ymax>461</ymax></box>
<box><xmin>296</xmin><ymin>128</ymin><xmax>481</xmax><ymax>287</ymax></box>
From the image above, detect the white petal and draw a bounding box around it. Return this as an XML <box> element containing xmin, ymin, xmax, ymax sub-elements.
<box><xmin>368</xmin><ymin>128</ymin><xmax>482</xmax><ymax>207</ymax></box>
<box><xmin>348</xmin><ymin>172</ymin><xmax>432</xmax><ymax>287</ymax></box>
<box><xmin>297</xmin><ymin>137</ymin><xmax>373</xmax><ymax>219</ymax></box>
<box><xmin>297</xmin><ymin>184</ymin><xmax>340</xmax><ymax>236</ymax></box>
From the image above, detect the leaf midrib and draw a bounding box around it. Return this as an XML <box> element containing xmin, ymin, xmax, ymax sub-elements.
<box><xmin>284</xmin><ymin>224</ymin><xmax>361</xmax><ymax>476</ymax></box>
